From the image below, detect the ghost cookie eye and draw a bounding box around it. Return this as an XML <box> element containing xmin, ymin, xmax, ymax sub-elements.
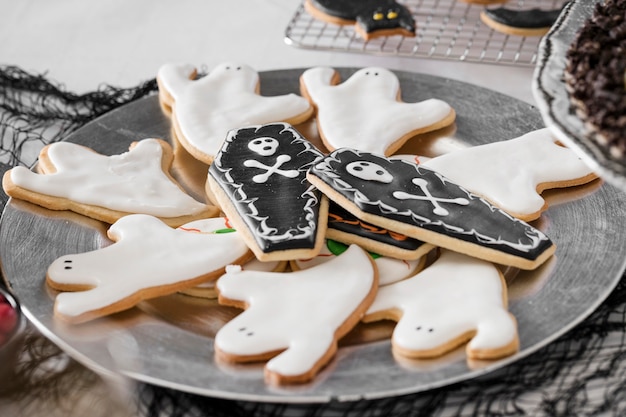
<box><xmin>415</xmin><ymin>326</ymin><xmax>434</xmax><ymax>332</ymax></box>
<box><xmin>239</xmin><ymin>327</ymin><xmax>254</xmax><ymax>336</ymax></box>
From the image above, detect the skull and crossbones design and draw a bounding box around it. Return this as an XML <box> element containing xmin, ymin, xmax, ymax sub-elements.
<box><xmin>243</xmin><ymin>137</ymin><xmax>300</xmax><ymax>183</ymax></box>
<box><xmin>346</xmin><ymin>160</ymin><xmax>468</xmax><ymax>216</ymax></box>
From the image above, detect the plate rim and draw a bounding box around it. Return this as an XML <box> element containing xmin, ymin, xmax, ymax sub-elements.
<box><xmin>532</xmin><ymin>0</ymin><xmax>626</xmax><ymax>189</ymax></box>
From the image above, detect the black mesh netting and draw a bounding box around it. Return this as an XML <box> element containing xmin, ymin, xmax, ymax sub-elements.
<box><xmin>1</xmin><ymin>65</ymin><xmax>626</xmax><ymax>416</ymax></box>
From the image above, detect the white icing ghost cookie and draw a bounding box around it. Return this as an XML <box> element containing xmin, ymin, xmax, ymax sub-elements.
<box><xmin>292</xmin><ymin>239</ymin><xmax>424</xmax><ymax>286</ymax></box>
<box><xmin>363</xmin><ymin>250</ymin><xmax>519</xmax><ymax>360</ymax></box>
<box><xmin>179</xmin><ymin>258</ymin><xmax>287</xmax><ymax>299</ymax></box>
<box><xmin>157</xmin><ymin>62</ymin><xmax>314</xmax><ymax>164</ymax></box>
<box><xmin>47</xmin><ymin>215</ymin><xmax>253</xmax><ymax>323</ymax></box>
<box><xmin>176</xmin><ymin>218</ymin><xmax>287</xmax><ymax>298</ymax></box>
<box><xmin>299</xmin><ymin>67</ymin><xmax>456</xmax><ymax>155</ymax></box>
<box><xmin>215</xmin><ymin>244</ymin><xmax>378</xmax><ymax>385</ymax></box>
<box><xmin>2</xmin><ymin>139</ymin><xmax>218</xmax><ymax>227</ymax></box>
<box><xmin>423</xmin><ymin>128</ymin><xmax>598</xmax><ymax>221</ymax></box>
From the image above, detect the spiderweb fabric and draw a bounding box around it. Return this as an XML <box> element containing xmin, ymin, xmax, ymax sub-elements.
<box><xmin>1</xmin><ymin>65</ymin><xmax>626</xmax><ymax>417</ymax></box>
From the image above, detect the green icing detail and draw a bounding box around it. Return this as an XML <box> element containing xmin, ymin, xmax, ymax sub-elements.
<box><xmin>326</xmin><ymin>239</ymin><xmax>381</xmax><ymax>259</ymax></box>
<box><xmin>214</xmin><ymin>228</ymin><xmax>236</xmax><ymax>234</ymax></box>
<box><xmin>326</xmin><ymin>239</ymin><xmax>348</xmax><ymax>256</ymax></box>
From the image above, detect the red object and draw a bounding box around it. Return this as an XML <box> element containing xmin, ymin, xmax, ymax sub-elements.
<box><xmin>0</xmin><ymin>299</ymin><xmax>17</xmax><ymax>337</ymax></box>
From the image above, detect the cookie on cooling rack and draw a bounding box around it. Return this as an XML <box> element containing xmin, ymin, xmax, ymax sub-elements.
<box><xmin>304</xmin><ymin>0</ymin><xmax>416</xmax><ymax>40</ymax></box>
<box><xmin>480</xmin><ymin>5</ymin><xmax>565</xmax><ymax>37</ymax></box>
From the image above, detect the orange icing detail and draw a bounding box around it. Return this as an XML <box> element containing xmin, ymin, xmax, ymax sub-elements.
<box><xmin>329</xmin><ymin>212</ymin><xmax>410</xmax><ymax>242</ymax></box>
<box><xmin>178</xmin><ymin>227</ymin><xmax>202</xmax><ymax>233</ymax></box>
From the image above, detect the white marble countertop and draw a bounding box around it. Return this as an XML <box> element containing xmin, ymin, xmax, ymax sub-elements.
<box><xmin>0</xmin><ymin>0</ymin><xmax>535</xmax><ymax>103</ymax></box>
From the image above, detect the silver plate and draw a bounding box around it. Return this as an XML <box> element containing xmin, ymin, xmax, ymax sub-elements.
<box><xmin>2</xmin><ymin>68</ymin><xmax>626</xmax><ymax>403</ymax></box>
<box><xmin>532</xmin><ymin>0</ymin><xmax>626</xmax><ymax>190</ymax></box>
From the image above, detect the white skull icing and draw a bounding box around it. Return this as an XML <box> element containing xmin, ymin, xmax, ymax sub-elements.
<box><xmin>346</xmin><ymin>161</ymin><xmax>393</xmax><ymax>183</ymax></box>
<box><xmin>248</xmin><ymin>137</ymin><xmax>279</xmax><ymax>156</ymax></box>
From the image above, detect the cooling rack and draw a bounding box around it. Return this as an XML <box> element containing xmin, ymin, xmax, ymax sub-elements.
<box><xmin>284</xmin><ymin>0</ymin><xmax>564</xmax><ymax>67</ymax></box>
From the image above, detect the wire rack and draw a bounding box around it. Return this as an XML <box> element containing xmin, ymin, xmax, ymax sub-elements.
<box><xmin>285</xmin><ymin>0</ymin><xmax>564</xmax><ymax>67</ymax></box>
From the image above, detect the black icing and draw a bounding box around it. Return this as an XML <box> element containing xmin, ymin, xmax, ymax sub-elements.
<box><xmin>328</xmin><ymin>201</ymin><xmax>426</xmax><ymax>252</ymax></box>
<box><xmin>483</xmin><ymin>6</ymin><xmax>565</xmax><ymax>29</ymax></box>
<box><xmin>209</xmin><ymin>123</ymin><xmax>325</xmax><ymax>253</ymax></box>
<box><xmin>309</xmin><ymin>149</ymin><xmax>553</xmax><ymax>262</ymax></box>
<box><xmin>310</xmin><ymin>0</ymin><xmax>415</xmax><ymax>35</ymax></box>
<box><xmin>63</xmin><ymin>259</ymin><xmax>73</xmax><ymax>270</ymax></box>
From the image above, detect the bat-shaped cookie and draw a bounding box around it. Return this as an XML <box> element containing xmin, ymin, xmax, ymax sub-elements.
<box><xmin>305</xmin><ymin>0</ymin><xmax>416</xmax><ymax>40</ymax></box>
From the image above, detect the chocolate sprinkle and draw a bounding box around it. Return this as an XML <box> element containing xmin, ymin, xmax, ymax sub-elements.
<box><xmin>564</xmin><ymin>0</ymin><xmax>626</xmax><ymax>158</ymax></box>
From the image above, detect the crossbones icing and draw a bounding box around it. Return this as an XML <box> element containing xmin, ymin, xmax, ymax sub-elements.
<box><xmin>307</xmin><ymin>148</ymin><xmax>555</xmax><ymax>270</ymax></box>
<box><xmin>208</xmin><ymin>123</ymin><xmax>327</xmax><ymax>261</ymax></box>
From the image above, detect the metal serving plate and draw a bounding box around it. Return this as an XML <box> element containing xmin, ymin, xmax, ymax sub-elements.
<box><xmin>2</xmin><ymin>68</ymin><xmax>626</xmax><ymax>403</ymax></box>
<box><xmin>532</xmin><ymin>0</ymin><xmax>626</xmax><ymax>190</ymax></box>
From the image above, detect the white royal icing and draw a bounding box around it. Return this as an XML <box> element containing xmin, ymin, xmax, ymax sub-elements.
<box><xmin>423</xmin><ymin>128</ymin><xmax>596</xmax><ymax>218</ymax></box>
<box><xmin>10</xmin><ymin>139</ymin><xmax>208</xmax><ymax>218</ymax></box>
<box><xmin>215</xmin><ymin>244</ymin><xmax>376</xmax><ymax>378</ymax></box>
<box><xmin>364</xmin><ymin>250</ymin><xmax>517</xmax><ymax>356</ymax></box>
<box><xmin>300</xmin><ymin>66</ymin><xmax>453</xmax><ymax>154</ymax></box>
<box><xmin>157</xmin><ymin>63</ymin><xmax>196</xmax><ymax>102</ymax></box>
<box><xmin>158</xmin><ymin>62</ymin><xmax>312</xmax><ymax>161</ymax></box>
<box><xmin>178</xmin><ymin>219</ymin><xmax>283</xmax><ymax>290</ymax></box>
<box><xmin>49</xmin><ymin>215</ymin><xmax>250</xmax><ymax>319</ymax></box>
<box><xmin>293</xmin><ymin>241</ymin><xmax>421</xmax><ymax>286</ymax></box>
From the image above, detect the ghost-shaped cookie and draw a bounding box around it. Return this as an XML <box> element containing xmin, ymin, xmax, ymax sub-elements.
<box><xmin>178</xmin><ymin>218</ymin><xmax>288</xmax><ymax>299</ymax></box>
<box><xmin>299</xmin><ymin>66</ymin><xmax>455</xmax><ymax>155</ymax></box>
<box><xmin>363</xmin><ymin>249</ymin><xmax>519</xmax><ymax>360</ymax></box>
<box><xmin>423</xmin><ymin>128</ymin><xmax>598</xmax><ymax>221</ymax></box>
<box><xmin>2</xmin><ymin>139</ymin><xmax>218</xmax><ymax>226</ymax></box>
<box><xmin>157</xmin><ymin>62</ymin><xmax>314</xmax><ymax>164</ymax></box>
<box><xmin>291</xmin><ymin>239</ymin><xmax>425</xmax><ymax>286</ymax></box>
<box><xmin>215</xmin><ymin>244</ymin><xmax>378</xmax><ymax>385</ymax></box>
<box><xmin>47</xmin><ymin>215</ymin><xmax>252</xmax><ymax>323</ymax></box>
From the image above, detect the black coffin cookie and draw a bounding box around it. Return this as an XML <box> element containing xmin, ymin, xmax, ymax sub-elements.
<box><xmin>480</xmin><ymin>5</ymin><xmax>566</xmax><ymax>37</ymax></box>
<box><xmin>208</xmin><ymin>123</ymin><xmax>328</xmax><ymax>261</ymax></box>
<box><xmin>327</xmin><ymin>201</ymin><xmax>433</xmax><ymax>261</ymax></box>
<box><xmin>307</xmin><ymin>148</ymin><xmax>555</xmax><ymax>270</ymax></box>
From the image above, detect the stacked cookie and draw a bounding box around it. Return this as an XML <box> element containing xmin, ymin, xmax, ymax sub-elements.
<box><xmin>2</xmin><ymin>63</ymin><xmax>598</xmax><ymax>386</ymax></box>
